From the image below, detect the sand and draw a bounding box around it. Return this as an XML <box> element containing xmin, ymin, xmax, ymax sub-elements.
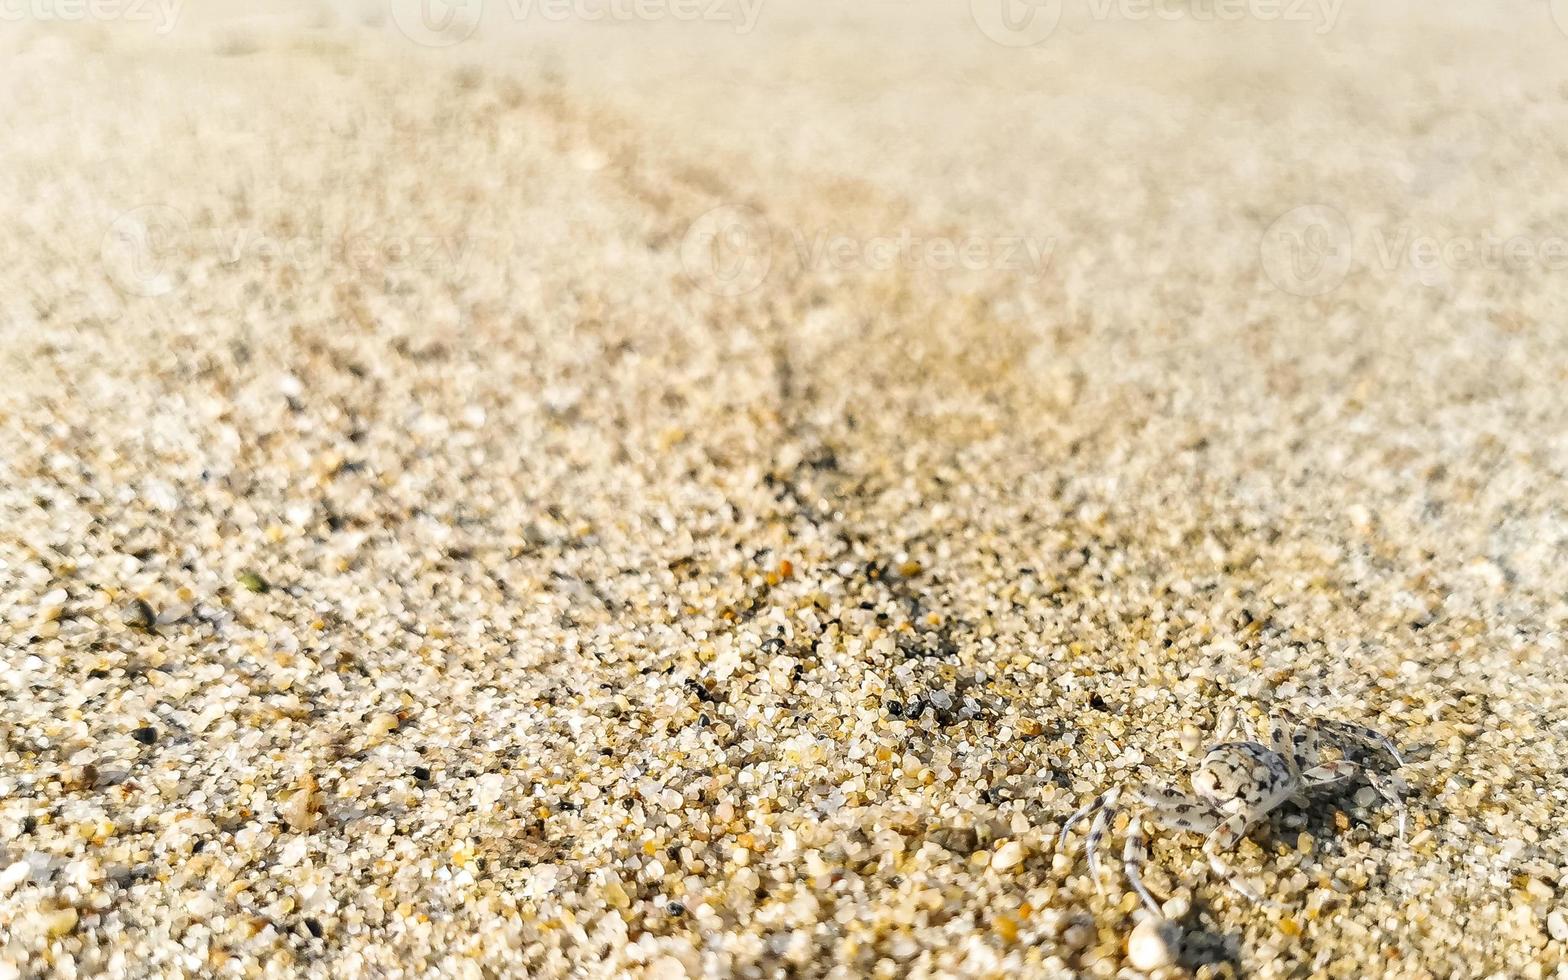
<box><xmin>3</xmin><ymin>2</ymin><xmax>1568</xmax><ymax>976</ymax></box>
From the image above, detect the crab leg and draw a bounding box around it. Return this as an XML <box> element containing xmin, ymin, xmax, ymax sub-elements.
<box><xmin>1300</xmin><ymin>759</ymin><xmax>1358</xmax><ymax>790</ymax></box>
<box><xmin>1268</xmin><ymin>712</ymin><xmax>1302</xmax><ymax>783</ymax></box>
<box><xmin>1365</xmin><ymin>770</ymin><xmax>1408</xmax><ymax>839</ymax></box>
<box><xmin>1204</xmin><ymin>814</ymin><xmax>1284</xmax><ymax>909</ymax></box>
<box><xmin>1146</xmin><ymin>801</ymin><xmax>1222</xmax><ymax>835</ymax></box>
<box><xmin>1292</xmin><ymin>716</ymin><xmax>1321</xmax><ymax>769</ymax></box>
<box><xmin>1086</xmin><ymin>792</ymin><xmax>1120</xmax><ymax>889</ymax></box>
<box><xmin>1137</xmin><ymin>785</ymin><xmax>1196</xmax><ymax>809</ymax></box>
<box><xmin>1058</xmin><ymin>786</ymin><xmax>1118</xmax><ymax>851</ymax></box>
<box><xmin>1122</xmin><ymin>815</ymin><xmax>1164</xmax><ymax>915</ymax></box>
<box><xmin>1136</xmin><ymin>786</ymin><xmax>1222</xmax><ymax>835</ymax></box>
<box><xmin>1312</xmin><ymin>718</ymin><xmax>1404</xmax><ymax>767</ymax></box>
<box><xmin>1303</xmin><ymin>760</ymin><xmax>1408</xmax><ymax>840</ymax></box>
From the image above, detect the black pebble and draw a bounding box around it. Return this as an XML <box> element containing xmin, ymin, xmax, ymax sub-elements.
<box><xmin>885</xmin><ymin>700</ymin><xmax>903</xmax><ymax>717</ymax></box>
<box><xmin>131</xmin><ymin>726</ymin><xmax>158</xmax><ymax>745</ymax></box>
<box><xmin>412</xmin><ymin>766</ymin><xmax>431</xmax><ymax>782</ymax></box>
<box><xmin>667</xmin><ymin>902</ymin><xmax>685</xmax><ymax>916</ymax></box>
<box><xmin>303</xmin><ymin>918</ymin><xmax>323</xmax><ymax>938</ymax></box>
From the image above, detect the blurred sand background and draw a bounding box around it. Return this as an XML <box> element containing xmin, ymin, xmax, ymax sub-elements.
<box><xmin>3</xmin><ymin>1</ymin><xmax>1568</xmax><ymax>977</ymax></box>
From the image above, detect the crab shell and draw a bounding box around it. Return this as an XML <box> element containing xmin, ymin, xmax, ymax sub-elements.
<box><xmin>1191</xmin><ymin>741</ymin><xmax>1297</xmax><ymax>820</ymax></box>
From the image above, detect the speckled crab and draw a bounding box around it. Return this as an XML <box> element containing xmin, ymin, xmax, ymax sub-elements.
<box><xmin>1057</xmin><ymin>711</ymin><xmax>1408</xmax><ymax>912</ymax></box>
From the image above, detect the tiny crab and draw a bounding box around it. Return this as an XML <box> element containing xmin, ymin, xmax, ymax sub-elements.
<box><xmin>1058</xmin><ymin>711</ymin><xmax>1407</xmax><ymax>912</ymax></box>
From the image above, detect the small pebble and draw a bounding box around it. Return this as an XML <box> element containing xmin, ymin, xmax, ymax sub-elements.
<box><xmin>0</xmin><ymin>861</ymin><xmax>31</xmax><ymax>896</ymax></box>
<box><xmin>38</xmin><ymin>588</ymin><xmax>68</xmax><ymax>621</ymax></box>
<box><xmin>66</xmin><ymin>763</ymin><xmax>98</xmax><ymax>790</ymax></box>
<box><xmin>1548</xmin><ymin>909</ymin><xmax>1568</xmax><ymax>942</ymax></box>
<box><xmin>1062</xmin><ymin>922</ymin><xmax>1094</xmax><ymax>950</ymax></box>
<box><xmin>1161</xmin><ymin>893</ymin><xmax>1190</xmax><ymax>920</ymax></box>
<box><xmin>643</xmin><ymin>956</ymin><xmax>686</xmax><ymax>980</ymax></box>
<box><xmin>34</xmin><ymin>905</ymin><xmax>79</xmax><ymax>939</ymax></box>
<box><xmin>122</xmin><ymin>598</ymin><xmax>157</xmax><ymax>630</ymax></box>
<box><xmin>992</xmin><ymin>840</ymin><xmax>1026</xmax><ymax>871</ymax></box>
<box><xmin>1127</xmin><ymin>917</ymin><xmax>1178</xmax><ymax>971</ymax></box>
<box><xmin>282</xmin><ymin>774</ymin><xmax>323</xmax><ymax>832</ymax></box>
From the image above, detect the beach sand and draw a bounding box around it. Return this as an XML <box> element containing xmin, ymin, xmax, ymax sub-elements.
<box><xmin>3</xmin><ymin>2</ymin><xmax>1568</xmax><ymax>976</ymax></box>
